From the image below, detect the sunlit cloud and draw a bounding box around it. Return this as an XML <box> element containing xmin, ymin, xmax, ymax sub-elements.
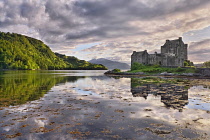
<box><xmin>0</xmin><ymin>0</ymin><xmax>210</xmax><ymax>63</ymax></box>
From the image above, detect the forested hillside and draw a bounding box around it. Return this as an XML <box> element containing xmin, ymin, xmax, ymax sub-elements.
<box><xmin>55</xmin><ymin>53</ymin><xmax>107</xmax><ymax>70</ymax></box>
<box><xmin>0</xmin><ymin>32</ymin><xmax>107</xmax><ymax>70</ymax></box>
<box><xmin>89</xmin><ymin>58</ymin><xmax>130</xmax><ymax>69</ymax></box>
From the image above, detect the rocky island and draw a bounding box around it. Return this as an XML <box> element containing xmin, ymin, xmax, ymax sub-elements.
<box><xmin>105</xmin><ymin>37</ymin><xmax>210</xmax><ymax>78</ymax></box>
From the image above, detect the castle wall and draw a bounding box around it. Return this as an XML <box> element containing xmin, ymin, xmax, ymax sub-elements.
<box><xmin>131</xmin><ymin>37</ymin><xmax>188</xmax><ymax>67</ymax></box>
<box><xmin>148</xmin><ymin>54</ymin><xmax>161</xmax><ymax>65</ymax></box>
<box><xmin>184</xmin><ymin>44</ymin><xmax>188</xmax><ymax>60</ymax></box>
<box><xmin>131</xmin><ymin>50</ymin><xmax>149</xmax><ymax>65</ymax></box>
<box><xmin>160</xmin><ymin>37</ymin><xmax>187</xmax><ymax>67</ymax></box>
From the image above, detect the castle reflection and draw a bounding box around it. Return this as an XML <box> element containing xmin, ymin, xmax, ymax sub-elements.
<box><xmin>131</xmin><ymin>78</ymin><xmax>189</xmax><ymax>111</ymax></box>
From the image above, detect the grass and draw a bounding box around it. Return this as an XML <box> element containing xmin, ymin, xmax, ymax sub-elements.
<box><xmin>128</xmin><ymin>63</ymin><xmax>196</xmax><ymax>74</ymax></box>
<box><xmin>112</xmin><ymin>69</ymin><xmax>121</xmax><ymax>72</ymax></box>
<box><xmin>131</xmin><ymin>77</ymin><xmax>190</xmax><ymax>89</ymax></box>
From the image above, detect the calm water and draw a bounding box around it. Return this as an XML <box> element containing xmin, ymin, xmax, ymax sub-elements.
<box><xmin>0</xmin><ymin>70</ymin><xmax>210</xmax><ymax>139</ymax></box>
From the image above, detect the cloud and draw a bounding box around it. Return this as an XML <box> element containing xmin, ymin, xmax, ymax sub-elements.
<box><xmin>190</xmin><ymin>39</ymin><xmax>210</xmax><ymax>51</ymax></box>
<box><xmin>83</xmin><ymin>40</ymin><xmax>164</xmax><ymax>63</ymax></box>
<box><xmin>189</xmin><ymin>39</ymin><xmax>210</xmax><ymax>63</ymax></box>
<box><xmin>1</xmin><ymin>0</ymin><xmax>210</xmax><ymax>62</ymax></box>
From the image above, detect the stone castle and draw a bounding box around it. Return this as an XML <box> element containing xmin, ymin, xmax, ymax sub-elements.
<box><xmin>131</xmin><ymin>37</ymin><xmax>188</xmax><ymax>67</ymax></box>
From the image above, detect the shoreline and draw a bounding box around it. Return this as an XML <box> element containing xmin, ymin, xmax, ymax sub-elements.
<box><xmin>104</xmin><ymin>71</ymin><xmax>210</xmax><ymax>79</ymax></box>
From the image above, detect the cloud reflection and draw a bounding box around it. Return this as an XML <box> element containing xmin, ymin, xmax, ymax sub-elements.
<box><xmin>1</xmin><ymin>75</ymin><xmax>210</xmax><ymax>139</ymax></box>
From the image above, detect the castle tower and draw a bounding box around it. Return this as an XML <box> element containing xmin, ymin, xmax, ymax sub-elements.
<box><xmin>131</xmin><ymin>50</ymin><xmax>149</xmax><ymax>65</ymax></box>
<box><xmin>161</xmin><ymin>37</ymin><xmax>188</xmax><ymax>67</ymax></box>
<box><xmin>131</xmin><ymin>37</ymin><xmax>188</xmax><ymax>67</ymax></box>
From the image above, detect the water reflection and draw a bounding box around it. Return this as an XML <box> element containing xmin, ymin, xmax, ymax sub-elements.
<box><xmin>1</xmin><ymin>72</ymin><xmax>210</xmax><ymax>139</ymax></box>
<box><xmin>131</xmin><ymin>78</ymin><xmax>189</xmax><ymax>111</ymax></box>
<box><xmin>0</xmin><ymin>70</ymin><xmax>85</xmax><ymax>107</ymax></box>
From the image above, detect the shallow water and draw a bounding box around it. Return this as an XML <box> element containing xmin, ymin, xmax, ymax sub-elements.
<box><xmin>0</xmin><ymin>70</ymin><xmax>210</xmax><ymax>139</ymax></box>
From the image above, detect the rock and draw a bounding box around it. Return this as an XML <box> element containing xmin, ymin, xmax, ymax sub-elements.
<box><xmin>160</xmin><ymin>72</ymin><xmax>176</xmax><ymax>76</ymax></box>
<box><xmin>135</xmin><ymin>72</ymin><xmax>145</xmax><ymax>75</ymax></box>
<box><xmin>104</xmin><ymin>70</ymin><xmax>145</xmax><ymax>75</ymax></box>
<box><xmin>160</xmin><ymin>72</ymin><xmax>168</xmax><ymax>75</ymax></box>
<box><xmin>180</xmin><ymin>73</ymin><xmax>194</xmax><ymax>76</ymax></box>
<box><xmin>105</xmin><ymin>70</ymin><xmax>208</xmax><ymax>77</ymax></box>
<box><xmin>193</xmin><ymin>73</ymin><xmax>202</xmax><ymax>76</ymax></box>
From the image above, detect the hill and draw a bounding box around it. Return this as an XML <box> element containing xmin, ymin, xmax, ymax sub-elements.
<box><xmin>89</xmin><ymin>58</ymin><xmax>130</xmax><ymax>70</ymax></box>
<box><xmin>55</xmin><ymin>53</ymin><xmax>107</xmax><ymax>70</ymax></box>
<box><xmin>0</xmin><ymin>32</ymin><xmax>107</xmax><ymax>70</ymax></box>
<box><xmin>194</xmin><ymin>63</ymin><xmax>203</xmax><ymax>68</ymax></box>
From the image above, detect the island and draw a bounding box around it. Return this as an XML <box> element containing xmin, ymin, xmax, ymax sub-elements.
<box><xmin>105</xmin><ymin>37</ymin><xmax>210</xmax><ymax>77</ymax></box>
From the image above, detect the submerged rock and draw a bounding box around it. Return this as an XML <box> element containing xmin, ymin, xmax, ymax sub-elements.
<box><xmin>160</xmin><ymin>72</ymin><xmax>177</xmax><ymax>76</ymax></box>
<box><xmin>180</xmin><ymin>73</ymin><xmax>194</xmax><ymax>76</ymax></box>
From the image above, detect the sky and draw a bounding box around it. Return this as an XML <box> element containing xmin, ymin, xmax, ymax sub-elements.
<box><xmin>0</xmin><ymin>0</ymin><xmax>210</xmax><ymax>64</ymax></box>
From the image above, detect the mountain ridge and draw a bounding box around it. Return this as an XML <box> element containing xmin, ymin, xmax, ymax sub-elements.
<box><xmin>89</xmin><ymin>58</ymin><xmax>130</xmax><ymax>70</ymax></box>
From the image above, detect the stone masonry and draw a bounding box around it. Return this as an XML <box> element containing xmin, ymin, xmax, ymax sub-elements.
<box><xmin>131</xmin><ymin>37</ymin><xmax>188</xmax><ymax>67</ymax></box>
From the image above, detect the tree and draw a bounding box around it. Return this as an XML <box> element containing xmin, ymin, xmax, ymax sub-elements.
<box><xmin>0</xmin><ymin>32</ymin><xmax>107</xmax><ymax>70</ymax></box>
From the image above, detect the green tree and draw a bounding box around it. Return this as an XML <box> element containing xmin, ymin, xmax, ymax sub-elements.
<box><xmin>203</xmin><ymin>61</ymin><xmax>210</xmax><ymax>68</ymax></box>
<box><xmin>0</xmin><ymin>32</ymin><xmax>107</xmax><ymax>70</ymax></box>
<box><xmin>131</xmin><ymin>62</ymin><xmax>144</xmax><ymax>71</ymax></box>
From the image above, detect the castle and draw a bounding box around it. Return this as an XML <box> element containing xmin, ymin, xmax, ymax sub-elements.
<box><xmin>131</xmin><ymin>37</ymin><xmax>188</xmax><ymax>67</ymax></box>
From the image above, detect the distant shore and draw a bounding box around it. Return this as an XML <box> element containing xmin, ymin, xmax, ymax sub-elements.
<box><xmin>104</xmin><ymin>69</ymin><xmax>210</xmax><ymax>79</ymax></box>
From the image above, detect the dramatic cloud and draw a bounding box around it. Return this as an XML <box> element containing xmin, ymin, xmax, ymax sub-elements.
<box><xmin>189</xmin><ymin>39</ymin><xmax>210</xmax><ymax>63</ymax></box>
<box><xmin>0</xmin><ymin>0</ymin><xmax>210</xmax><ymax>63</ymax></box>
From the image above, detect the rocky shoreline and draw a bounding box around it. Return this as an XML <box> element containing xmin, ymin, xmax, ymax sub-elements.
<box><xmin>104</xmin><ymin>70</ymin><xmax>210</xmax><ymax>78</ymax></box>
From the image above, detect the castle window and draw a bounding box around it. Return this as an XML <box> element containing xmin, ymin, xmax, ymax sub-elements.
<box><xmin>159</xmin><ymin>61</ymin><xmax>161</xmax><ymax>65</ymax></box>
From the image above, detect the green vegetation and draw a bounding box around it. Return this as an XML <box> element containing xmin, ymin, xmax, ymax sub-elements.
<box><xmin>184</xmin><ymin>60</ymin><xmax>194</xmax><ymax>67</ymax></box>
<box><xmin>55</xmin><ymin>53</ymin><xmax>107</xmax><ymax>70</ymax></box>
<box><xmin>203</xmin><ymin>61</ymin><xmax>210</xmax><ymax>68</ymax></box>
<box><xmin>0</xmin><ymin>71</ymin><xmax>85</xmax><ymax>107</ymax></box>
<box><xmin>131</xmin><ymin>77</ymin><xmax>190</xmax><ymax>88</ymax></box>
<box><xmin>111</xmin><ymin>69</ymin><xmax>121</xmax><ymax>73</ymax></box>
<box><xmin>129</xmin><ymin>62</ymin><xmax>196</xmax><ymax>74</ymax></box>
<box><xmin>0</xmin><ymin>32</ymin><xmax>107</xmax><ymax>70</ymax></box>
